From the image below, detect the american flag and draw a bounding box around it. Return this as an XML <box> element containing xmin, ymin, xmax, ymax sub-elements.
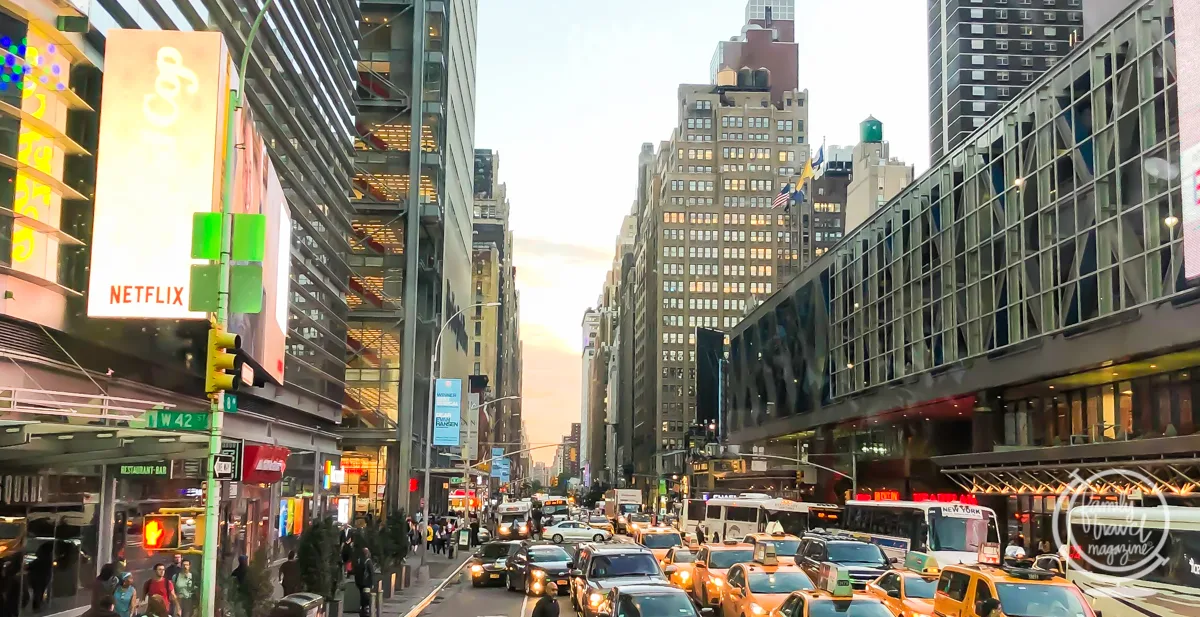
<box><xmin>771</xmin><ymin>184</ymin><xmax>792</xmax><ymax>209</ymax></box>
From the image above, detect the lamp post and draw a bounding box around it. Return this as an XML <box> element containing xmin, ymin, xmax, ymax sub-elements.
<box><xmin>200</xmin><ymin>4</ymin><xmax>273</xmax><ymax>617</ymax></box>
<box><xmin>463</xmin><ymin>395</ymin><xmax>520</xmax><ymax>503</ymax></box>
<box><xmin>420</xmin><ymin>301</ymin><xmax>500</xmax><ymax>571</ymax></box>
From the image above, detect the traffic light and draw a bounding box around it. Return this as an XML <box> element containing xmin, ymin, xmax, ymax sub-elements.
<box><xmin>205</xmin><ymin>325</ymin><xmax>241</xmax><ymax>394</ymax></box>
<box><xmin>142</xmin><ymin>514</ymin><xmax>181</xmax><ymax>550</ymax></box>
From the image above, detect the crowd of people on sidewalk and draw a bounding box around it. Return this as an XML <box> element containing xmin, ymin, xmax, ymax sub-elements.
<box><xmin>84</xmin><ymin>554</ymin><xmax>200</xmax><ymax>617</ymax></box>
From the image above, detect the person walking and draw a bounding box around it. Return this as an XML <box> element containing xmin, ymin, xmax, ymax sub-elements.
<box><xmin>174</xmin><ymin>561</ymin><xmax>195</xmax><ymax>617</ymax></box>
<box><xmin>92</xmin><ymin>564</ymin><xmax>119</xmax><ymax>608</ymax></box>
<box><xmin>470</xmin><ymin>514</ymin><xmax>481</xmax><ymax>547</ymax></box>
<box><xmin>425</xmin><ymin>523</ymin><xmax>434</xmax><ymax>553</ymax></box>
<box><xmin>82</xmin><ymin>595</ymin><xmax>120</xmax><ymax>617</ymax></box>
<box><xmin>142</xmin><ymin>564</ymin><xmax>178</xmax><ymax>617</ymax></box>
<box><xmin>696</xmin><ymin>527</ymin><xmax>707</xmax><ymax>545</ymax></box>
<box><xmin>353</xmin><ymin>548</ymin><xmax>376</xmax><ymax>617</ymax></box>
<box><xmin>164</xmin><ymin>555</ymin><xmax>183</xmax><ymax>586</ymax></box>
<box><xmin>112</xmin><ymin>574</ymin><xmax>136</xmax><ymax>617</ymax></box>
<box><xmin>531</xmin><ymin>583</ymin><xmax>560</xmax><ymax>617</ymax></box>
<box><xmin>279</xmin><ymin>551</ymin><xmax>302</xmax><ymax>596</ymax></box>
<box><xmin>144</xmin><ymin>594</ymin><xmax>171</xmax><ymax>617</ymax></box>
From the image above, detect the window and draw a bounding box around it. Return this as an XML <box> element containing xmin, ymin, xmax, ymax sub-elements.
<box><xmin>969</xmin><ymin>8</ymin><xmax>983</xmax><ymax>17</ymax></box>
<box><xmin>997</xmin><ymin>8</ymin><xmax>1008</xmax><ymax>18</ymax></box>
<box><xmin>970</xmin><ymin>24</ymin><xmax>983</xmax><ymax>34</ymax></box>
<box><xmin>937</xmin><ymin>572</ymin><xmax>971</xmax><ymax>602</ymax></box>
<box><xmin>997</xmin><ymin>40</ymin><xmax>1008</xmax><ymax>50</ymax></box>
<box><xmin>972</xmin><ymin>86</ymin><xmax>985</xmax><ymax>96</ymax></box>
<box><xmin>997</xmin><ymin>56</ymin><xmax>1009</xmax><ymax>66</ymax></box>
<box><xmin>1044</xmin><ymin>26</ymin><xmax>1056</xmax><ymax>36</ymax></box>
<box><xmin>972</xmin><ymin>102</ymin><xmax>985</xmax><ymax>112</ymax></box>
<box><xmin>971</xmin><ymin>70</ymin><xmax>984</xmax><ymax>80</ymax></box>
<box><xmin>997</xmin><ymin>24</ymin><xmax>1008</xmax><ymax>34</ymax></box>
<box><xmin>971</xmin><ymin>55</ymin><xmax>983</xmax><ymax>65</ymax></box>
<box><xmin>971</xmin><ymin>39</ymin><xmax>983</xmax><ymax>50</ymax></box>
<box><xmin>474</xmin><ymin>342</ymin><xmax>481</xmax><ymax>356</ymax></box>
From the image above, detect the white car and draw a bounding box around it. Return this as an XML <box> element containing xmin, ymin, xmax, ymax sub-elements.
<box><xmin>545</xmin><ymin>520</ymin><xmax>611</xmax><ymax>544</ymax></box>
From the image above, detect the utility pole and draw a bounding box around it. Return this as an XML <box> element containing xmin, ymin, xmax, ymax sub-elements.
<box><xmin>200</xmin><ymin>5</ymin><xmax>274</xmax><ymax>616</ymax></box>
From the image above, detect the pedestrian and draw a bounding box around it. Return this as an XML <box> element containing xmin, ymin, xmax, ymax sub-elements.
<box><xmin>712</xmin><ymin>532</ymin><xmax>719</xmax><ymax>544</ymax></box>
<box><xmin>231</xmin><ymin>555</ymin><xmax>249</xmax><ymax>588</ymax></box>
<box><xmin>531</xmin><ymin>582</ymin><xmax>559</xmax><ymax>617</ymax></box>
<box><xmin>1037</xmin><ymin>538</ymin><xmax>1052</xmax><ymax>555</ymax></box>
<box><xmin>142</xmin><ymin>563</ymin><xmax>178</xmax><ymax>617</ymax></box>
<box><xmin>82</xmin><ymin>595</ymin><xmax>120</xmax><ymax>617</ymax></box>
<box><xmin>426</xmin><ymin>523</ymin><xmax>434</xmax><ymax>552</ymax></box>
<box><xmin>353</xmin><ymin>548</ymin><xmax>376</xmax><ymax>617</ymax></box>
<box><xmin>280</xmin><ymin>550</ymin><xmax>302</xmax><ymax>596</ymax></box>
<box><xmin>978</xmin><ymin>598</ymin><xmax>1002</xmax><ymax>617</ymax></box>
<box><xmin>113</xmin><ymin>574</ymin><xmax>136</xmax><ymax>617</ymax></box>
<box><xmin>92</xmin><ymin>563</ymin><xmax>119</xmax><ymax>608</ymax></box>
<box><xmin>432</xmin><ymin>521</ymin><xmax>443</xmax><ymax>554</ymax></box>
<box><xmin>164</xmin><ymin>555</ymin><xmax>183</xmax><ymax>585</ymax></box>
<box><xmin>470</xmin><ymin>514</ymin><xmax>481</xmax><ymax>547</ymax></box>
<box><xmin>174</xmin><ymin>561</ymin><xmax>195</xmax><ymax>617</ymax></box>
<box><xmin>145</xmin><ymin>594</ymin><xmax>171</xmax><ymax>617</ymax></box>
<box><xmin>696</xmin><ymin>527</ymin><xmax>707</xmax><ymax>545</ymax></box>
<box><xmin>341</xmin><ymin>537</ymin><xmax>355</xmax><ymax>571</ymax></box>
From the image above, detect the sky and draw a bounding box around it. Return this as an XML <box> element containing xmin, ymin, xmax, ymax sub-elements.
<box><xmin>475</xmin><ymin>0</ymin><xmax>928</xmax><ymax>464</ymax></box>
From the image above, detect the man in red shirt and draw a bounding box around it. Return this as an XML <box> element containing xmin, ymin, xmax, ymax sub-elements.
<box><xmin>143</xmin><ymin>563</ymin><xmax>178</xmax><ymax>615</ymax></box>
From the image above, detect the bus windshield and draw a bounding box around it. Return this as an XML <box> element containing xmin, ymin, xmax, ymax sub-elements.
<box><xmin>927</xmin><ymin>508</ymin><xmax>998</xmax><ymax>553</ymax></box>
<box><xmin>543</xmin><ymin>503</ymin><xmax>569</xmax><ymax>517</ymax></box>
<box><xmin>766</xmin><ymin>511</ymin><xmax>809</xmax><ymax>536</ymax></box>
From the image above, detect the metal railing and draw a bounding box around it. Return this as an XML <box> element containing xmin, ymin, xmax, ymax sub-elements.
<box><xmin>0</xmin><ymin>387</ymin><xmax>175</xmax><ymax>423</ymax></box>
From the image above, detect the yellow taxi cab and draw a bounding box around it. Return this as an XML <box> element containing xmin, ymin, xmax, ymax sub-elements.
<box><xmin>769</xmin><ymin>563</ymin><xmax>894</xmax><ymax>617</ymax></box>
<box><xmin>690</xmin><ymin>540</ymin><xmax>756</xmax><ymax>607</ymax></box>
<box><xmin>865</xmin><ymin>552</ymin><xmax>940</xmax><ymax>617</ymax></box>
<box><xmin>933</xmin><ymin>546</ymin><xmax>1097</xmax><ymax>617</ymax></box>
<box><xmin>638</xmin><ymin>526</ymin><xmax>684</xmax><ymax>560</ymax></box>
<box><xmin>720</xmin><ymin>543</ymin><xmax>815</xmax><ymax>617</ymax></box>
<box><xmin>743</xmin><ymin>530</ymin><xmax>803</xmax><ymax>565</ymax></box>
<box><xmin>661</xmin><ymin>546</ymin><xmax>699</xmax><ymax>589</ymax></box>
<box><xmin>587</xmin><ymin>514</ymin><xmax>615</xmax><ymax>535</ymax></box>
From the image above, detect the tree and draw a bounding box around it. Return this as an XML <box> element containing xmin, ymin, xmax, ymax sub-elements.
<box><xmin>380</xmin><ymin>510</ymin><xmax>410</xmax><ymax>570</ymax></box>
<box><xmin>224</xmin><ymin>548</ymin><xmax>275</xmax><ymax>617</ymax></box>
<box><xmin>298</xmin><ymin>518</ymin><xmax>342</xmax><ymax>599</ymax></box>
<box><xmin>554</xmin><ymin>472</ymin><xmax>574</xmax><ymax>492</ymax></box>
<box><xmin>529</xmin><ymin>480</ymin><xmax>544</xmax><ymax>493</ymax></box>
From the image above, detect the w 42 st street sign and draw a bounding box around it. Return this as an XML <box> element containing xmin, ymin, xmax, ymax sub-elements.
<box><xmin>146</xmin><ymin>410</ymin><xmax>210</xmax><ymax>431</ymax></box>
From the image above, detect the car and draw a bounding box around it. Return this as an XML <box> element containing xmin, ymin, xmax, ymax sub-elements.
<box><xmin>569</xmin><ymin>543</ymin><xmax>675</xmax><ymax>617</ymax></box>
<box><xmin>467</xmin><ymin>540</ymin><xmax>522</xmax><ymax>587</ymax></box>
<box><xmin>588</xmin><ymin>515</ymin><xmax>616</xmax><ymax>535</ymax></box>
<box><xmin>742</xmin><ymin>532</ymin><xmax>803</xmax><ymax>565</ymax></box>
<box><xmin>865</xmin><ymin>555</ymin><xmax>939</xmax><ymax>617</ymax></box>
<box><xmin>505</xmin><ymin>542</ymin><xmax>574</xmax><ymax>595</ymax></box>
<box><xmin>662</xmin><ymin>546</ymin><xmax>698</xmax><ymax>589</ymax></box>
<box><xmin>796</xmin><ymin>536</ymin><xmax>890</xmax><ymax>589</ymax></box>
<box><xmin>626</xmin><ymin>513</ymin><xmax>654</xmax><ymax>535</ymax></box>
<box><xmin>720</xmin><ymin>545</ymin><xmax>815</xmax><ymax>617</ymax></box>
<box><xmin>637</xmin><ymin>527</ymin><xmax>684</xmax><ymax>560</ymax></box>
<box><xmin>932</xmin><ymin>557</ymin><xmax>1094</xmax><ymax>617</ymax></box>
<box><xmin>596</xmin><ymin>584</ymin><xmax>715</xmax><ymax>617</ymax></box>
<box><xmin>690</xmin><ymin>541</ymin><xmax>756</xmax><ymax>607</ymax></box>
<box><xmin>546</xmin><ymin>520</ymin><xmax>611</xmax><ymax>544</ymax></box>
<box><xmin>770</xmin><ymin>563</ymin><xmax>895</xmax><ymax>617</ymax></box>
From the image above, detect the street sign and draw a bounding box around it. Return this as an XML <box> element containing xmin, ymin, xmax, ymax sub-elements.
<box><xmin>220</xmin><ymin>440</ymin><xmax>243</xmax><ymax>482</ymax></box>
<box><xmin>222</xmin><ymin>393</ymin><xmax>238</xmax><ymax>413</ymax></box>
<box><xmin>146</xmin><ymin>410</ymin><xmax>210</xmax><ymax>431</ymax></box>
<box><xmin>449</xmin><ymin>477</ymin><xmax>465</xmax><ymax>485</ymax></box>
<box><xmin>212</xmin><ymin>455</ymin><xmax>235</xmax><ymax>480</ymax></box>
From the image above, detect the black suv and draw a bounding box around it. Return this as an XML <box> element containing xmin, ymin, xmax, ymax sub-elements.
<box><xmin>505</xmin><ymin>542</ymin><xmax>574</xmax><ymax>595</ymax></box>
<box><xmin>796</xmin><ymin>536</ymin><xmax>891</xmax><ymax>589</ymax></box>
<box><xmin>569</xmin><ymin>543</ymin><xmax>674</xmax><ymax>617</ymax></box>
<box><xmin>468</xmin><ymin>541</ymin><xmax>522</xmax><ymax>587</ymax></box>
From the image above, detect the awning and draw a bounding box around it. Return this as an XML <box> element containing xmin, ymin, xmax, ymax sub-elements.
<box><xmin>932</xmin><ymin>434</ymin><xmax>1200</xmax><ymax>496</ymax></box>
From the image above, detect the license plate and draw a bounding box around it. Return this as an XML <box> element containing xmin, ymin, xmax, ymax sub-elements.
<box><xmin>490</xmin><ymin>574</ymin><xmax>500</xmax><ymax>579</ymax></box>
<box><xmin>557</xmin><ymin>580</ymin><xmax>567</xmax><ymax>587</ymax></box>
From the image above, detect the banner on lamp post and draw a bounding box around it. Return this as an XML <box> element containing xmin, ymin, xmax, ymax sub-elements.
<box><xmin>432</xmin><ymin>379</ymin><xmax>462</xmax><ymax>447</ymax></box>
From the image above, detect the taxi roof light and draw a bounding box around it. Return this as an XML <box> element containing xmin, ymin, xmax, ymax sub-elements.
<box><xmin>753</xmin><ymin>542</ymin><xmax>779</xmax><ymax>566</ymax></box>
<box><xmin>903</xmin><ymin>552</ymin><xmax>940</xmax><ymax>575</ymax></box>
<box><xmin>817</xmin><ymin>562</ymin><xmax>853</xmax><ymax>597</ymax></box>
<box><xmin>977</xmin><ymin>542</ymin><xmax>1001</xmax><ymax>566</ymax></box>
<box><xmin>724</xmin><ymin>539</ymin><xmax>741</xmax><ymax>545</ymax></box>
<box><xmin>1001</xmin><ymin>567</ymin><xmax>1057</xmax><ymax>581</ymax></box>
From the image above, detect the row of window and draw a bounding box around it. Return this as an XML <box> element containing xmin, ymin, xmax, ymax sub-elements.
<box><xmin>686</xmin><ymin>148</ymin><xmax>714</xmax><ymax>160</ymax></box>
<box><xmin>965</xmin><ymin>38</ymin><xmax>1059</xmax><ymax>54</ymax></box>
<box><xmin>967</xmin><ymin>85</ymin><xmax>1014</xmax><ymax>98</ymax></box>
<box><xmin>966</xmin><ymin>7</ymin><xmax>1081</xmax><ymax>22</ymax></box>
<box><xmin>723</xmin><ymin>178</ymin><xmax>777</xmax><ymax>192</ymax></box>
<box><xmin>724</xmin><ymin>196</ymin><xmax>787</xmax><ymax>208</ymax></box>
<box><xmin>968</xmin><ymin>54</ymin><xmax>1055</xmax><ymax>69</ymax></box>
<box><xmin>966</xmin><ymin>0</ymin><xmax>1080</xmax><ymax>5</ymax></box>
<box><xmin>667</xmin><ymin>197</ymin><xmax>717</xmax><ymax>207</ymax></box>
<box><xmin>813</xmin><ymin>202</ymin><xmax>842</xmax><ymax>213</ymax></box>
<box><xmin>720</xmin><ymin>133</ymin><xmax>801</xmax><ymax>144</ymax></box>
<box><xmin>690</xmin><ymin>281</ymin><xmax>720</xmax><ymax>293</ymax></box>
<box><xmin>687</xmin><ymin>118</ymin><xmax>713</xmax><ymax>129</ymax></box>
<box><xmin>668</xmin><ymin>180</ymin><xmax>716</xmax><ymax>192</ymax></box>
<box><xmin>965</xmin><ymin>68</ymin><xmax>1041</xmax><ymax>84</ymax></box>
<box><xmin>813</xmin><ymin>231</ymin><xmax>844</xmax><ymax>242</ymax></box>
<box><xmin>685</xmin><ymin>166</ymin><xmax>715</xmax><ymax>174</ymax></box>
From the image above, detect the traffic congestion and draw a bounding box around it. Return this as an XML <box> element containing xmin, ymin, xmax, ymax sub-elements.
<box><xmin>434</xmin><ymin>491</ymin><xmax>1174</xmax><ymax>617</ymax></box>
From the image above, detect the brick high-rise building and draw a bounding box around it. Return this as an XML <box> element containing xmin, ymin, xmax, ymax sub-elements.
<box><xmin>928</xmin><ymin>0</ymin><xmax>1084</xmax><ymax>161</ymax></box>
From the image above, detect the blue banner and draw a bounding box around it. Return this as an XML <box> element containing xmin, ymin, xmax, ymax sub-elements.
<box><xmin>490</xmin><ymin>447</ymin><xmax>506</xmax><ymax>478</ymax></box>
<box><xmin>432</xmin><ymin>379</ymin><xmax>462</xmax><ymax>446</ymax></box>
<box><xmin>497</xmin><ymin>458</ymin><xmax>510</xmax><ymax>482</ymax></box>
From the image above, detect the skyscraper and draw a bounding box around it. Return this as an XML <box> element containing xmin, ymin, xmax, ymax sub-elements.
<box><xmin>928</xmin><ymin>0</ymin><xmax>1085</xmax><ymax>161</ymax></box>
<box><xmin>845</xmin><ymin>117</ymin><xmax>915</xmax><ymax>233</ymax></box>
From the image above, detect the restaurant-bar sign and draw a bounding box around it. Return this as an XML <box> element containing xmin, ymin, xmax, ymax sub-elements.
<box><xmin>119</xmin><ymin>464</ymin><xmax>169</xmax><ymax>477</ymax></box>
<box><xmin>87</xmin><ymin>30</ymin><xmax>231</xmax><ymax>318</ymax></box>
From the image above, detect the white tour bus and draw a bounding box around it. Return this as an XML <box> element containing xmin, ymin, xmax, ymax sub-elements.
<box><xmin>1068</xmin><ymin>504</ymin><xmax>1200</xmax><ymax>617</ymax></box>
<box><xmin>840</xmin><ymin>500</ymin><xmax>1000</xmax><ymax>566</ymax></box>
<box><xmin>688</xmin><ymin>493</ymin><xmax>841</xmax><ymax>542</ymax></box>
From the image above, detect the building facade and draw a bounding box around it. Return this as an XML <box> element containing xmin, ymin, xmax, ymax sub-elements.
<box><xmin>928</xmin><ymin>0</ymin><xmax>1085</xmax><ymax>161</ymax></box>
<box><xmin>345</xmin><ymin>0</ymin><xmax>479</xmax><ymax>514</ymax></box>
<box><xmin>731</xmin><ymin>0</ymin><xmax>1193</xmax><ymax>539</ymax></box>
<box><xmin>844</xmin><ymin>118</ymin><xmax>915</xmax><ymax>233</ymax></box>
<box><xmin>798</xmin><ymin>148</ymin><xmax>851</xmax><ymax>266</ymax></box>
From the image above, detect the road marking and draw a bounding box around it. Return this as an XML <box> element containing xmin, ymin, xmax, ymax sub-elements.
<box><xmin>521</xmin><ymin>592</ymin><xmax>529</xmax><ymax>617</ymax></box>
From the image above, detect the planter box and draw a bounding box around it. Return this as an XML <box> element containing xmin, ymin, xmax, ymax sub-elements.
<box><xmin>383</xmin><ymin>570</ymin><xmax>397</xmax><ymax>598</ymax></box>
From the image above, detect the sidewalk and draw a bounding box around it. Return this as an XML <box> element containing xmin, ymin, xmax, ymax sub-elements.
<box><xmin>378</xmin><ymin>550</ymin><xmax>471</xmax><ymax>617</ymax></box>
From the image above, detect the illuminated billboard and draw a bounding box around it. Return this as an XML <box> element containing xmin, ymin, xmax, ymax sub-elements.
<box><xmin>1181</xmin><ymin>0</ymin><xmax>1200</xmax><ymax>279</ymax></box>
<box><xmin>87</xmin><ymin>30</ymin><xmax>230</xmax><ymax>318</ymax></box>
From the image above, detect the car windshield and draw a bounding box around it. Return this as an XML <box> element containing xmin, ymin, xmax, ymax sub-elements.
<box><xmin>631</xmin><ymin>514</ymin><xmax>653</xmax><ymax>522</ymax></box>
<box><xmin>760</xmin><ymin>540</ymin><xmax>801</xmax><ymax>556</ymax></box>
<box><xmin>529</xmin><ymin>547</ymin><xmax>571</xmax><ymax>563</ymax></box>
<box><xmin>588</xmin><ymin>553</ymin><xmax>661</xmax><ymax>578</ymax></box>
<box><xmin>625</xmin><ymin>592</ymin><xmax>697</xmax><ymax>617</ymax></box>
<box><xmin>928</xmin><ymin>509</ymin><xmax>998</xmax><ymax>553</ymax></box>
<box><xmin>590</xmin><ymin>517</ymin><xmax>610</xmax><ymax>524</ymax></box>
<box><xmin>747</xmin><ymin>571</ymin><xmax>813</xmax><ymax>594</ymax></box>
<box><xmin>479</xmin><ymin>544</ymin><xmax>516</xmax><ymax>559</ymax></box>
<box><xmin>902</xmin><ymin>577</ymin><xmax>936</xmax><ymax>599</ymax></box>
<box><xmin>708</xmin><ymin>549</ymin><xmax>754</xmax><ymax>569</ymax></box>
<box><xmin>995</xmin><ymin>583</ymin><xmax>1090</xmax><ymax>617</ymax></box>
<box><xmin>0</xmin><ymin>522</ymin><xmax>23</xmax><ymax>540</ymax></box>
<box><xmin>808</xmin><ymin>599</ymin><xmax>893</xmax><ymax>617</ymax></box>
<box><xmin>642</xmin><ymin>533</ymin><xmax>682</xmax><ymax>549</ymax></box>
<box><xmin>670</xmin><ymin>551</ymin><xmax>696</xmax><ymax>563</ymax></box>
<box><xmin>827</xmin><ymin>543</ymin><xmax>888</xmax><ymax>567</ymax></box>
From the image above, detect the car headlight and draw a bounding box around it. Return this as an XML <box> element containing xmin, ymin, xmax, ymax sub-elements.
<box><xmin>532</xmin><ymin>581</ymin><xmax>544</xmax><ymax>593</ymax></box>
<box><xmin>751</xmin><ymin>603</ymin><xmax>766</xmax><ymax>616</ymax></box>
<box><xmin>470</xmin><ymin>565</ymin><xmax>483</xmax><ymax>574</ymax></box>
<box><xmin>679</xmin><ymin>570</ymin><xmax>690</xmax><ymax>581</ymax></box>
<box><xmin>519</xmin><ymin>523</ymin><xmax>528</xmax><ymax>531</ymax></box>
<box><xmin>590</xmin><ymin>593</ymin><xmax>603</xmax><ymax>607</ymax></box>
<box><xmin>712</xmin><ymin>578</ymin><xmax>723</xmax><ymax>587</ymax></box>
<box><xmin>618</xmin><ymin>517</ymin><xmax>626</xmax><ymax>523</ymax></box>
<box><xmin>533</xmin><ymin>570</ymin><xmax>546</xmax><ymax>579</ymax></box>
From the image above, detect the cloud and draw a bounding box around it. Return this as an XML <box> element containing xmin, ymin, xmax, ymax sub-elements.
<box><xmin>514</xmin><ymin>235</ymin><xmax>613</xmax><ymax>267</ymax></box>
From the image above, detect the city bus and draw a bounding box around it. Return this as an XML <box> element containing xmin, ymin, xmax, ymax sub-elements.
<box><xmin>541</xmin><ymin>497</ymin><xmax>570</xmax><ymax>523</ymax></box>
<box><xmin>689</xmin><ymin>493</ymin><xmax>841</xmax><ymax>542</ymax></box>
<box><xmin>1067</xmin><ymin>504</ymin><xmax>1200</xmax><ymax>617</ymax></box>
<box><xmin>840</xmin><ymin>500</ymin><xmax>1000</xmax><ymax>565</ymax></box>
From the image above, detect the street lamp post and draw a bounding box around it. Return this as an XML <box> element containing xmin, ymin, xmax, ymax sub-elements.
<box><xmin>200</xmin><ymin>4</ymin><xmax>273</xmax><ymax>617</ymax></box>
<box><xmin>419</xmin><ymin>301</ymin><xmax>499</xmax><ymax>571</ymax></box>
<box><xmin>462</xmin><ymin>395</ymin><xmax>520</xmax><ymax>501</ymax></box>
